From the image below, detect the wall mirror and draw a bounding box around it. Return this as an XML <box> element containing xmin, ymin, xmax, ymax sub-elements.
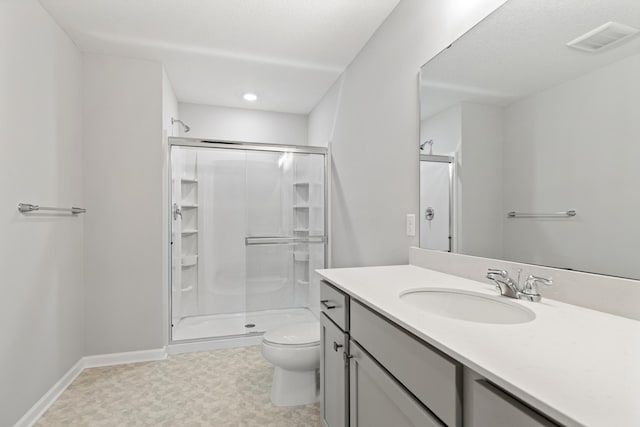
<box><xmin>419</xmin><ymin>0</ymin><xmax>640</xmax><ymax>280</ymax></box>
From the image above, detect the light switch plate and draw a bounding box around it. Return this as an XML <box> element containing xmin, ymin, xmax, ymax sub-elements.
<box><xmin>406</xmin><ymin>214</ymin><xmax>416</xmax><ymax>236</ymax></box>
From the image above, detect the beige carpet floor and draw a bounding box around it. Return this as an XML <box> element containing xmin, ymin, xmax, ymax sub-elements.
<box><xmin>36</xmin><ymin>346</ymin><xmax>320</xmax><ymax>426</ymax></box>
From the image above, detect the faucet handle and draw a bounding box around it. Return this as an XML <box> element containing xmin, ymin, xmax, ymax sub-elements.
<box><xmin>527</xmin><ymin>275</ymin><xmax>553</xmax><ymax>286</ymax></box>
<box><xmin>523</xmin><ymin>275</ymin><xmax>553</xmax><ymax>294</ymax></box>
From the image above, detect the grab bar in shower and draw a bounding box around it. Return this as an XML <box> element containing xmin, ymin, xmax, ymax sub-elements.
<box><xmin>18</xmin><ymin>203</ymin><xmax>86</xmax><ymax>215</ymax></box>
<box><xmin>507</xmin><ymin>210</ymin><xmax>576</xmax><ymax>218</ymax></box>
<box><xmin>245</xmin><ymin>236</ymin><xmax>326</xmax><ymax>246</ymax></box>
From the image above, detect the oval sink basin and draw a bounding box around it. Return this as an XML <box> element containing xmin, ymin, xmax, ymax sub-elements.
<box><xmin>399</xmin><ymin>288</ymin><xmax>535</xmax><ymax>324</ymax></box>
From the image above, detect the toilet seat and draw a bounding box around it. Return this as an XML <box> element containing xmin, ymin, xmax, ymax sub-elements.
<box><xmin>263</xmin><ymin>321</ymin><xmax>320</xmax><ymax>347</ymax></box>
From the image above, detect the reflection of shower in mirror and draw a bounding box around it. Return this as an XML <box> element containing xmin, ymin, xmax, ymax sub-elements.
<box><xmin>420</xmin><ymin>139</ymin><xmax>434</xmax><ymax>154</ymax></box>
<box><xmin>425</xmin><ymin>206</ymin><xmax>435</xmax><ymax>221</ymax></box>
<box><xmin>171</xmin><ymin>117</ymin><xmax>191</xmax><ymax>133</ymax></box>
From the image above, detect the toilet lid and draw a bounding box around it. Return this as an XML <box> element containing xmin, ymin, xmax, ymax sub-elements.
<box><xmin>263</xmin><ymin>321</ymin><xmax>320</xmax><ymax>346</ymax></box>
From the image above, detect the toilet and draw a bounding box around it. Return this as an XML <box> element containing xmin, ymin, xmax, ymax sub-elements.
<box><xmin>261</xmin><ymin>321</ymin><xmax>321</xmax><ymax>406</ymax></box>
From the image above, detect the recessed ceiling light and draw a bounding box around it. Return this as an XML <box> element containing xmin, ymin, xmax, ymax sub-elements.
<box><xmin>243</xmin><ymin>93</ymin><xmax>258</xmax><ymax>102</ymax></box>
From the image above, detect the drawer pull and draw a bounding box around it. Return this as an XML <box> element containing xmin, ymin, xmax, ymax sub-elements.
<box><xmin>321</xmin><ymin>300</ymin><xmax>336</xmax><ymax>310</ymax></box>
<box><xmin>333</xmin><ymin>341</ymin><xmax>343</xmax><ymax>352</ymax></box>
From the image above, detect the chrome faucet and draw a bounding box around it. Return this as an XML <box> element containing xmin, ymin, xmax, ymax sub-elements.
<box><xmin>486</xmin><ymin>269</ymin><xmax>553</xmax><ymax>302</ymax></box>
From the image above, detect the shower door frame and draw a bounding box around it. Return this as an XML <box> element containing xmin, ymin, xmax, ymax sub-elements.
<box><xmin>167</xmin><ymin>137</ymin><xmax>329</xmax><ymax>345</ymax></box>
<box><xmin>419</xmin><ymin>154</ymin><xmax>455</xmax><ymax>253</ymax></box>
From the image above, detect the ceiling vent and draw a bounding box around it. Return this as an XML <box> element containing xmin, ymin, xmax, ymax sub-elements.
<box><xmin>567</xmin><ymin>22</ymin><xmax>640</xmax><ymax>52</ymax></box>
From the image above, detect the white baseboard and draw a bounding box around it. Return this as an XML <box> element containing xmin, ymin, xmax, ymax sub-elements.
<box><xmin>83</xmin><ymin>348</ymin><xmax>167</xmax><ymax>368</ymax></box>
<box><xmin>14</xmin><ymin>359</ymin><xmax>84</xmax><ymax>427</ymax></box>
<box><xmin>14</xmin><ymin>347</ymin><xmax>167</xmax><ymax>427</ymax></box>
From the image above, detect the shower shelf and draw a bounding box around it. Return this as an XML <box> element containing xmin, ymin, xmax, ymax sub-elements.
<box><xmin>181</xmin><ymin>229</ymin><xmax>198</xmax><ymax>235</ymax></box>
<box><xmin>180</xmin><ymin>286</ymin><xmax>194</xmax><ymax>292</ymax></box>
<box><xmin>182</xmin><ymin>255</ymin><xmax>198</xmax><ymax>267</ymax></box>
<box><xmin>296</xmin><ymin>279</ymin><xmax>310</xmax><ymax>286</ymax></box>
<box><xmin>181</xmin><ymin>178</ymin><xmax>198</xmax><ymax>183</ymax></box>
<box><xmin>181</xmin><ymin>204</ymin><xmax>198</xmax><ymax>209</ymax></box>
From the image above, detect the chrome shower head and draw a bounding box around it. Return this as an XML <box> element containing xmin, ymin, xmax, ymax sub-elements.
<box><xmin>420</xmin><ymin>139</ymin><xmax>433</xmax><ymax>150</ymax></box>
<box><xmin>171</xmin><ymin>118</ymin><xmax>191</xmax><ymax>133</ymax></box>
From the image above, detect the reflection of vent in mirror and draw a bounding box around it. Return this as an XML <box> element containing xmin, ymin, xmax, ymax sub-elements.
<box><xmin>567</xmin><ymin>22</ymin><xmax>639</xmax><ymax>52</ymax></box>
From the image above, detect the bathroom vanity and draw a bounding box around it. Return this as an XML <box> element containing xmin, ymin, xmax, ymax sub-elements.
<box><xmin>317</xmin><ymin>265</ymin><xmax>640</xmax><ymax>427</ymax></box>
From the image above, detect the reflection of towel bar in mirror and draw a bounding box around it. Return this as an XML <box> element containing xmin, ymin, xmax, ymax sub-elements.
<box><xmin>18</xmin><ymin>203</ymin><xmax>86</xmax><ymax>215</ymax></box>
<box><xmin>507</xmin><ymin>210</ymin><xmax>576</xmax><ymax>218</ymax></box>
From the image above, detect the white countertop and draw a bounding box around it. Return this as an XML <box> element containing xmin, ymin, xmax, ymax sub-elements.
<box><xmin>317</xmin><ymin>265</ymin><xmax>640</xmax><ymax>427</ymax></box>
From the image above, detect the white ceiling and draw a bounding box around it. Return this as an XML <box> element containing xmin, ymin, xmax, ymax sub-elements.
<box><xmin>420</xmin><ymin>0</ymin><xmax>640</xmax><ymax>119</ymax></box>
<box><xmin>39</xmin><ymin>0</ymin><xmax>401</xmax><ymax>114</ymax></box>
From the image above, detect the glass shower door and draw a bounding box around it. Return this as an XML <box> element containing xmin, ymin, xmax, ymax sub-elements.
<box><xmin>170</xmin><ymin>142</ymin><xmax>326</xmax><ymax>343</ymax></box>
<box><xmin>244</xmin><ymin>150</ymin><xmax>326</xmax><ymax>332</ymax></box>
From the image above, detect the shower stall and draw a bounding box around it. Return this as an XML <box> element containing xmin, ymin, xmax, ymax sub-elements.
<box><xmin>419</xmin><ymin>154</ymin><xmax>454</xmax><ymax>252</ymax></box>
<box><xmin>169</xmin><ymin>138</ymin><xmax>327</xmax><ymax>344</ymax></box>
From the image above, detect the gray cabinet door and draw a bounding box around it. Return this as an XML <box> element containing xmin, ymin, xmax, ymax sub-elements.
<box><xmin>349</xmin><ymin>342</ymin><xmax>443</xmax><ymax>427</ymax></box>
<box><xmin>471</xmin><ymin>381</ymin><xmax>558</xmax><ymax>427</ymax></box>
<box><xmin>320</xmin><ymin>313</ymin><xmax>347</xmax><ymax>427</ymax></box>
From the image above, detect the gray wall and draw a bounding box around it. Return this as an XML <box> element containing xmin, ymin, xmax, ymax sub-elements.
<box><xmin>83</xmin><ymin>54</ymin><xmax>165</xmax><ymax>355</ymax></box>
<box><xmin>308</xmin><ymin>77</ymin><xmax>342</xmax><ymax>148</ymax></box>
<box><xmin>311</xmin><ymin>0</ymin><xmax>508</xmax><ymax>268</ymax></box>
<box><xmin>0</xmin><ymin>1</ymin><xmax>84</xmax><ymax>425</ymax></box>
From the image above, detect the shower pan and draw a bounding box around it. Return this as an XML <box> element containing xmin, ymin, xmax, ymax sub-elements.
<box><xmin>169</xmin><ymin>138</ymin><xmax>327</xmax><ymax>345</ymax></box>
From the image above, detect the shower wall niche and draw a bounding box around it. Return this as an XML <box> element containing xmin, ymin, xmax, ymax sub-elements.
<box><xmin>170</xmin><ymin>141</ymin><xmax>326</xmax><ymax>343</ymax></box>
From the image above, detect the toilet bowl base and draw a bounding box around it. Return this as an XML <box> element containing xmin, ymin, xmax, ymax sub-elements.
<box><xmin>270</xmin><ymin>367</ymin><xmax>319</xmax><ymax>406</ymax></box>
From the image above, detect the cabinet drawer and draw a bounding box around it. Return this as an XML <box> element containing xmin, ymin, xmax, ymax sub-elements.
<box><xmin>320</xmin><ymin>281</ymin><xmax>349</xmax><ymax>330</ymax></box>
<box><xmin>472</xmin><ymin>381</ymin><xmax>558</xmax><ymax>427</ymax></box>
<box><xmin>350</xmin><ymin>300</ymin><xmax>461</xmax><ymax>427</ymax></box>
<box><xmin>350</xmin><ymin>342</ymin><xmax>443</xmax><ymax>427</ymax></box>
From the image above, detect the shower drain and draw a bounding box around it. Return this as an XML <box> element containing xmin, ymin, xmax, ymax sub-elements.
<box><xmin>244</xmin><ymin>323</ymin><xmax>256</xmax><ymax>328</ymax></box>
